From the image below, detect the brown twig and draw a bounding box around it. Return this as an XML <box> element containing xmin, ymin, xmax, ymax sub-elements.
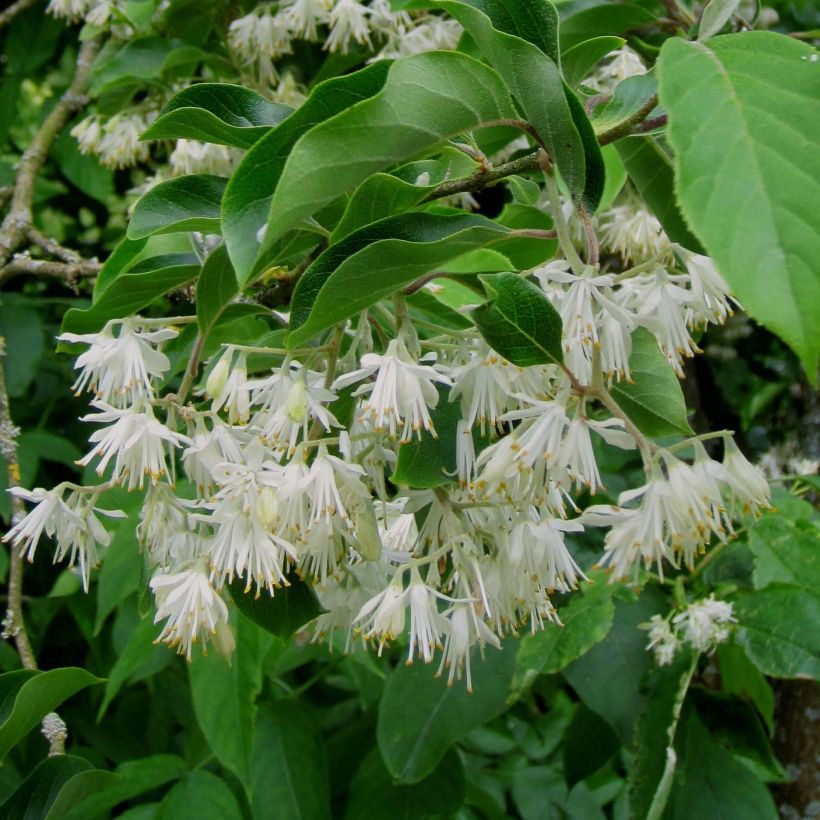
<box><xmin>0</xmin><ymin>338</ymin><xmax>37</xmax><ymax>672</ymax></box>
<box><xmin>0</xmin><ymin>0</ymin><xmax>38</xmax><ymax>29</ymax></box>
<box><xmin>425</xmin><ymin>151</ymin><xmax>541</xmax><ymax>202</ymax></box>
<box><xmin>27</xmin><ymin>227</ymin><xmax>82</xmax><ymax>263</ymax></box>
<box><xmin>0</xmin><ymin>255</ymin><xmax>101</xmax><ymax>286</ymax></box>
<box><xmin>0</xmin><ymin>36</ymin><xmax>101</xmax><ymax>269</ymax></box>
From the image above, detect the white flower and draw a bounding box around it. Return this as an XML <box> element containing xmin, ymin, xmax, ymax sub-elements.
<box><xmin>300</xmin><ymin>445</ymin><xmax>369</xmax><ymax>524</ymax></box>
<box><xmin>449</xmin><ymin>343</ymin><xmax>520</xmax><ymax>434</ymax></box>
<box><xmin>229</xmin><ymin>6</ymin><xmax>292</xmax><ymax>85</ymax></box>
<box><xmin>47</xmin><ymin>0</ymin><xmax>91</xmax><ymax>20</ymax></box>
<box><xmin>97</xmin><ymin>112</ymin><xmax>153</xmax><ymax>169</ymax></box>
<box><xmin>511</xmin><ymin>513</ymin><xmax>587</xmax><ymax>593</ymax></box>
<box><xmin>354</xmin><ymin>574</ymin><xmax>407</xmax><ymax>654</ymax></box>
<box><xmin>72</xmin><ymin>116</ymin><xmax>104</xmax><ymax>154</ymax></box>
<box><xmin>325</xmin><ymin>0</ymin><xmax>371</xmax><ymax>53</ymax></box>
<box><xmin>437</xmin><ymin>604</ymin><xmax>500</xmax><ymax>691</ymax></box>
<box><xmin>559</xmin><ymin>415</ymin><xmax>631</xmax><ymax>495</ymax></box>
<box><xmin>3</xmin><ymin>486</ymin><xmax>126</xmax><ymax>591</ymax></box>
<box><xmin>599</xmin><ymin>201</ymin><xmax>670</xmax><ymax>265</ymax></box>
<box><xmin>407</xmin><ymin>568</ymin><xmax>446</xmax><ymax>663</ymax></box>
<box><xmin>58</xmin><ymin>319</ymin><xmax>178</xmax><ymax>406</ymax></box>
<box><xmin>673</xmin><ymin>596</ymin><xmax>735</xmax><ymax>651</ymax></box>
<box><xmin>151</xmin><ymin>564</ymin><xmax>232</xmax><ymax>660</ymax></box>
<box><xmin>642</xmin><ymin>614</ymin><xmax>680</xmax><ymax>665</ymax></box>
<box><xmin>721</xmin><ymin>436</ymin><xmax>771</xmax><ymax>514</ymax></box>
<box><xmin>170</xmin><ymin>139</ymin><xmax>241</xmax><ymax>177</ymax></box>
<box><xmin>182</xmin><ymin>416</ymin><xmax>245</xmax><ymax>492</ymax></box>
<box><xmin>683</xmin><ymin>252</ymin><xmax>738</xmax><ymax>327</ymax></box>
<box><xmin>210</xmin><ymin>351</ymin><xmax>250</xmax><ymax>425</ymax></box>
<box><xmin>79</xmin><ymin>402</ymin><xmax>190</xmax><ymax>490</ymax></box>
<box><xmin>585</xmin><ymin>46</ymin><xmax>646</xmax><ymax>93</ymax></box>
<box><xmin>137</xmin><ymin>484</ymin><xmax>193</xmax><ymax>567</ymax></box>
<box><xmin>285</xmin><ymin>0</ymin><xmax>332</xmax><ymax>40</ymax></box>
<box><xmin>334</xmin><ymin>338</ymin><xmax>451</xmax><ymax>441</ymax></box>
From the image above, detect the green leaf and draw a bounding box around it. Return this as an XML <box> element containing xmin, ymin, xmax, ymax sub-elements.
<box><xmin>664</xmin><ymin>708</ymin><xmax>778</xmax><ymax>819</ymax></box>
<box><xmin>659</xmin><ymin>33</ymin><xmax>820</xmax><ymax>378</ymax></box>
<box><xmin>732</xmin><ymin>584</ymin><xmax>820</xmax><ymax>680</ymax></box>
<box><xmin>51</xmin><ymin>130</ymin><xmax>114</xmax><ymax>204</ymax></box>
<box><xmin>0</xmin><ymin>297</ymin><xmax>44</xmax><ymax>397</ymax></box>
<box><xmin>747</xmin><ymin>512</ymin><xmax>820</xmax><ymax>592</ymax></box>
<box><xmin>559</xmin><ymin>5</ymin><xmax>656</xmax><ymax>51</ymax></box>
<box><xmin>59</xmin><ymin>254</ymin><xmax>199</xmax><ymax>337</ymax></box>
<box><xmin>128</xmin><ymin>175</ymin><xmax>227</xmax><ymax>239</ymax></box>
<box><xmin>259</xmin><ymin>51</ymin><xmax>516</xmax><ymax>252</ymax></box>
<box><xmin>628</xmin><ymin>653</ymin><xmax>696</xmax><ymax>820</ymax></box>
<box><xmin>599</xmin><ymin>143</ymin><xmax>627</xmax><ymax>211</ymax></box>
<box><xmin>561</xmin><ymin>36</ymin><xmax>626</xmax><ymax>88</ymax></box>
<box><xmin>438</xmin><ymin>0</ymin><xmax>597</xmax><ymax>208</ymax></box>
<box><xmin>94</xmin><ymin>512</ymin><xmax>142</xmax><ymax>634</ymax></box>
<box><xmin>471</xmin><ymin>272</ymin><xmax>563</xmax><ymax>367</ymax></box>
<box><xmin>197</xmin><ymin>244</ymin><xmax>239</xmax><ymax>336</ymax></box>
<box><xmin>591</xmin><ymin>74</ymin><xmax>658</xmax><ymax>134</ymax></box>
<box><xmin>564</xmin><ymin>586</ymin><xmax>665</xmax><ymax>745</ymax></box>
<box><xmin>345</xmin><ymin>747</ymin><xmax>465</xmax><ymax>820</ymax></box>
<box><xmin>227</xmin><ymin>578</ymin><xmax>321</xmax><ymax>638</ymax></box>
<box><xmin>63</xmin><ymin>755</ymin><xmax>187</xmax><ymax>820</ymax></box>
<box><xmin>156</xmin><ymin>771</ymin><xmax>243</xmax><ymax>820</ymax></box>
<box><xmin>98</xmin><ymin>612</ymin><xmax>173</xmax><ymax>719</ymax></box>
<box><xmin>716</xmin><ymin>643</ymin><xmax>775</xmax><ymax>733</ymax></box>
<box><xmin>377</xmin><ymin>640</ymin><xmax>516</xmax><ymax>783</ymax></box>
<box><xmin>223</xmin><ymin>61</ymin><xmax>391</xmax><ymax>284</ymax></box>
<box><xmin>698</xmin><ymin>0</ymin><xmax>741</xmax><ymax>40</ymax></box>
<box><xmin>92</xmin><ymin>236</ymin><xmax>149</xmax><ymax>297</ymax></box>
<box><xmin>0</xmin><ymin>668</ymin><xmax>102</xmax><ymax>761</ymax></box>
<box><xmin>513</xmin><ymin>578</ymin><xmax>615</xmax><ymax>695</ymax></box>
<box><xmin>562</xmin><ymin>705</ymin><xmax>620</xmax><ymax>787</ymax></box>
<box><xmin>609</xmin><ymin>328</ymin><xmax>693</xmax><ymax>438</ymax></box>
<box><xmin>0</xmin><ymin>755</ymin><xmax>116</xmax><ymax>820</ymax></box>
<box><xmin>613</xmin><ymin>136</ymin><xmax>703</xmax><ymax>251</ymax></box>
<box><xmin>250</xmin><ymin>703</ymin><xmax>331</xmax><ymax>820</ymax></box>
<box><xmin>142</xmin><ymin>83</ymin><xmax>292</xmax><ymax>148</ymax></box>
<box><xmin>189</xmin><ymin>615</ymin><xmax>276</xmax><ymax>786</ymax></box>
<box><xmin>289</xmin><ymin>212</ymin><xmax>507</xmax><ymax>346</ymax></box>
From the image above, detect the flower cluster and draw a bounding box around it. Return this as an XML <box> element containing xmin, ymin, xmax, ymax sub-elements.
<box><xmin>643</xmin><ymin>596</ymin><xmax>737</xmax><ymax>665</ymax></box>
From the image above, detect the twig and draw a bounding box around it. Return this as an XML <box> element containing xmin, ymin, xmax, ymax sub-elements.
<box><xmin>598</xmin><ymin>94</ymin><xmax>660</xmax><ymax>146</ymax></box>
<box><xmin>176</xmin><ymin>333</ymin><xmax>206</xmax><ymax>404</ymax></box>
<box><xmin>0</xmin><ymin>0</ymin><xmax>38</xmax><ymax>29</ymax></box>
<box><xmin>0</xmin><ymin>36</ymin><xmax>101</xmax><ymax>268</ymax></box>
<box><xmin>425</xmin><ymin>151</ymin><xmax>540</xmax><ymax>202</ymax></box>
<box><xmin>0</xmin><ymin>255</ymin><xmax>101</xmax><ymax>286</ymax></box>
<box><xmin>0</xmin><ymin>338</ymin><xmax>36</xmax><ymax>671</ymax></box>
<box><xmin>27</xmin><ymin>227</ymin><xmax>81</xmax><ymax>263</ymax></box>
<box><xmin>633</xmin><ymin>114</ymin><xmax>668</xmax><ymax>135</ymax></box>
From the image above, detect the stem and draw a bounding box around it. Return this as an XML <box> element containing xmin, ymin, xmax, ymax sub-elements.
<box><xmin>540</xmin><ymin>152</ymin><xmax>585</xmax><ymax>274</ymax></box>
<box><xmin>578</xmin><ymin>206</ymin><xmax>599</xmax><ymax>266</ymax></box>
<box><xmin>176</xmin><ymin>333</ymin><xmax>206</xmax><ymax>405</ymax></box>
<box><xmin>0</xmin><ymin>0</ymin><xmax>38</xmax><ymax>29</ymax></box>
<box><xmin>593</xmin><ymin>384</ymin><xmax>656</xmax><ymax>469</ymax></box>
<box><xmin>0</xmin><ymin>256</ymin><xmax>101</xmax><ymax>287</ymax></box>
<box><xmin>0</xmin><ymin>338</ymin><xmax>36</xmax><ymax>670</ymax></box>
<box><xmin>598</xmin><ymin>94</ymin><xmax>660</xmax><ymax>146</ymax></box>
<box><xmin>665</xmin><ymin>430</ymin><xmax>732</xmax><ymax>454</ymax></box>
<box><xmin>425</xmin><ymin>151</ymin><xmax>540</xmax><ymax>202</ymax></box>
<box><xmin>0</xmin><ymin>37</ymin><xmax>101</xmax><ymax>268</ymax></box>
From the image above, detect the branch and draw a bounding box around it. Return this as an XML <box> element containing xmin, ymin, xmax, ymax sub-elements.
<box><xmin>0</xmin><ymin>36</ymin><xmax>101</xmax><ymax>268</ymax></box>
<box><xmin>0</xmin><ymin>0</ymin><xmax>38</xmax><ymax>29</ymax></box>
<box><xmin>0</xmin><ymin>338</ymin><xmax>37</xmax><ymax>671</ymax></box>
<box><xmin>597</xmin><ymin>94</ymin><xmax>660</xmax><ymax>146</ymax></box>
<box><xmin>425</xmin><ymin>151</ymin><xmax>541</xmax><ymax>202</ymax></box>
<box><xmin>0</xmin><ymin>255</ymin><xmax>101</xmax><ymax>286</ymax></box>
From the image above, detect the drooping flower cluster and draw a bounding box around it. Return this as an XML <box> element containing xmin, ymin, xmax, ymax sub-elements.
<box><xmin>643</xmin><ymin>595</ymin><xmax>737</xmax><ymax>665</ymax></box>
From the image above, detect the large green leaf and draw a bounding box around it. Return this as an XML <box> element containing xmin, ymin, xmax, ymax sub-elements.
<box><xmin>561</xmin><ymin>36</ymin><xmax>626</xmax><ymax>88</ymax></box>
<box><xmin>732</xmin><ymin>584</ymin><xmax>820</xmax><ymax>680</ymax></box>
<box><xmin>628</xmin><ymin>653</ymin><xmax>696</xmax><ymax>820</ymax></box>
<box><xmin>613</xmin><ymin>136</ymin><xmax>702</xmax><ymax>251</ymax></box>
<box><xmin>227</xmin><ymin>578</ymin><xmax>321</xmax><ymax>638</ymax></box>
<box><xmin>664</xmin><ymin>708</ymin><xmax>778</xmax><ymax>819</ymax></box>
<box><xmin>747</xmin><ymin>512</ymin><xmax>820</xmax><ymax>592</ymax></box>
<box><xmin>196</xmin><ymin>244</ymin><xmax>239</xmax><ymax>337</ymax></box>
<box><xmin>128</xmin><ymin>175</ymin><xmax>227</xmax><ymax>239</ymax></box>
<box><xmin>142</xmin><ymin>83</ymin><xmax>291</xmax><ymax>148</ymax></box>
<box><xmin>345</xmin><ymin>747</ymin><xmax>465</xmax><ymax>820</ymax></box>
<box><xmin>64</xmin><ymin>755</ymin><xmax>187</xmax><ymax>820</ymax></box>
<box><xmin>59</xmin><ymin>253</ymin><xmax>199</xmax><ymax>337</ymax></box>
<box><xmin>659</xmin><ymin>33</ymin><xmax>820</xmax><ymax>378</ymax></box>
<box><xmin>377</xmin><ymin>640</ymin><xmax>516</xmax><ymax>783</ymax></box>
<box><xmin>513</xmin><ymin>578</ymin><xmax>615</xmax><ymax>695</ymax></box>
<box><xmin>610</xmin><ymin>328</ymin><xmax>693</xmax><ymax>438</ymax></box>
<box><xmin>471</xmin><ymin>272</ymin><xmax>564</xmax><ymax>367</ymax></box>
<box><xmin>438</xmin><ymin>0</ymin><xmax>600</xmax><ymax>209</ymax></box>
<box><xmin>0</xmin><ymin>755</ymin><xmax>116</xmax><ymax>820</ymax></box>
<box><xmin>222</xmin><ymin>61</ymin><xmax>392</xmax><ymax>284</ymax></box>
<box><xmin>188</xmin><ymin>615</ymin><xmax>276</xmax><ymax>787</ymax></box>
<box><xmin>156</xmin><ymin>771</ymin><xmax>243</xmax><ymax>820</ymax></box>
<box><xmin>563</xmin><ymin>586</ymin><xmax>665</xmax><ymax>745</ymax></box>
<box><xmin>0</xmin><ymin>668</ymin><xmax>102</xmax><ymax>760</ymax></box>
<box><xmin>559</xmin><ymin>4</ymin><xmax>656</xmax><ymax>51</ymax></box>
<box><xmin>259</xmin><ymin>51</ymin><xmax>516</xmax><ymax>254</ymax></box>
<box><xmin>288</xmin><ymin>212</ymin><xmax>509</xmax><ymax>347</ymax></box>
<box><xmin>250</xmin><ymin>703</ymin><xmax>331</xmax><ymax>820</ymax></box>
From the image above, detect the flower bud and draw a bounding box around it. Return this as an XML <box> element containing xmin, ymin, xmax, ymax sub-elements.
<box><xmin>258</xmin><ymin>485</ymin><xmax>279</xmax><ymax>530</ymax></box>
<box><xmin>353</xmin><ymin>503</ymin><xmax>382</xmax><ymax>561</ymax></box>
<box><xmin>205</xmin><ymin>352</ymin><xmax>231</xmax><ymax>400</ymax></box>
<box><xmin>285</xmin><ymin>378</ymin><xmax>309</xmax><ymax>424</ymax></box>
